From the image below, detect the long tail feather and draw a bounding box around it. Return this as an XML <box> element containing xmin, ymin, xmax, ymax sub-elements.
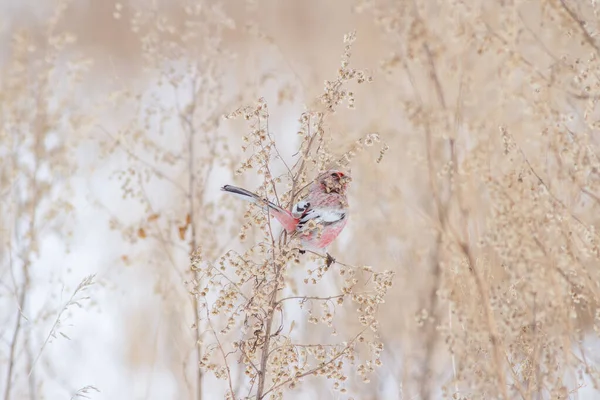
<box><xmin>221</xmin><ymin>185</ymin><xmax>262</xmax><ymax>203</ymax></box>
<box><xmin>220</xmin><ymin>185</ymin><xmax>282</xmax><ymax>211</ymax></box>
<box><xmin>221</xmin><ymin>184</ymin><xmax>298</xmax><ymax>232</ymax></box>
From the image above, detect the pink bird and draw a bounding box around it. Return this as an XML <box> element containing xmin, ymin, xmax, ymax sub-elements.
<box><xmin>221</xmin><ymin>170</ymin><xmax>351</xmax><ymax>258</ymax></box>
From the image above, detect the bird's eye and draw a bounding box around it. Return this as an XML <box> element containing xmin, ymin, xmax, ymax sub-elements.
<box><xmin>331</xmin><ymin>172</ymin><xmax>344</xmax><ymax>178</ymax></box>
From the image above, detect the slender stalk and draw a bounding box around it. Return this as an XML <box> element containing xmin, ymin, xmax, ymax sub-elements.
<box><xmin>4</xmin><ymin>273</ymin><xmax>29</xmax><ymax>400</ymax></box>
<box><xmin>179</xmin><ymin>75</ymin><xmax>203</xmax><ymax>400</ymax></box>
<box><xmin>255</xmin><ymin>265</ymin><xmax>283</xmax><ymax>399</ymax></box>
<box><xmin>5</xmin><ymin>114</ymin><xmax>42</xmax><ymax>400</ymax></box>
<box><xmin>187</xmin><ymin>108</ymin><xmax>203</xmax><ymax>400</ymax></box>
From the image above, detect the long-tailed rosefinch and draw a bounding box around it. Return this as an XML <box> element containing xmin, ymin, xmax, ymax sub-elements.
<box><xmin>221</xmin><ymin>170</ymin><xmax>351</xmax><ymax>255</ymax></box>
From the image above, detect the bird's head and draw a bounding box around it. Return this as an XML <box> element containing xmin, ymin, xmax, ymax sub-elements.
<box><xmin>318</xmin><ymin>170</ymin><xmax>352</xmax><ymax>194</ymax></box>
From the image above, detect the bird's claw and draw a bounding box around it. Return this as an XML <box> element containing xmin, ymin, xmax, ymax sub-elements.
<box><xmin>297</xmin><ymin>250</ymin><xmax>335</xmax><ymax>267</ymax></box>
<box><xmin>325</xmin><ymin>253</ymin><xmax>336</xmax><ymax>267</ymax></box>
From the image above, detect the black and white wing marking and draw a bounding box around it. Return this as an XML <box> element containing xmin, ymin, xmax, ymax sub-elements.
<box><xmin>296</xmin><ymin>208</ymin><xmax>346</xmax><ymax>232</ymax></box>
<box><xmin>292</xmin><ymin>200</ymin><xmax>311</xmax><ymax>218</ymax></box>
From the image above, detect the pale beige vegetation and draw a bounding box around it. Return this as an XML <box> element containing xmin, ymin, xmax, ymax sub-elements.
<box><xmin>2</xmin><ymin>0</ymin><xmax>600</xmax><ymax>399</ymax></box>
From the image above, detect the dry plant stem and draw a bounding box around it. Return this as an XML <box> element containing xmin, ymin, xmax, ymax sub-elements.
<box><xmin>458</xmin><ymin>241</ymin><xmax>508</xmax><ymax>399</ymax></box>
<box><xmin>256</xmin><ymin>119</ymin><xmax>283</xmax><ymax>258</ymax></box>
<box><xmin>557</xmin><ymin>0</ymin><xmax>600</xmax><ymax>54</ymax></box>
<box><xmin>179</xmin><ymin>80</ymin><xmax>203</xmax><ymax>400</ymax></box>
<box><xmin>402</xmin><ymin>53</ymin><xmax>454</xmax><ymax>399</ymax></box>
<box><xmin>402</xmin><ymin>22</ymin><xmax>450</xmax><ymax>396</ymax></box>
<box><xmin>448</xmin><ymin>302</ymin><xmax>459</xmax><ymax>395</ymax></box>
<box><xmin>517</xmin><ymin>141</ymin><xmax>600</xmax><ymax>293</ymax></box>
<box><xmin>446</xmin><ymin>142</ymin><xmax>510</xmax><ymax>397</ymax></box>
<box><xmin>474</xmin><ymin>3</ymin><xmax>596</xmax><ymax>101</ymax></box>
<box><xmin>303</xmin><ymin>250</ymin><xmax>355</xmax><ymax>270</ymax></box>
<box><xmin>4</xmin><ymin>127</ymin><xmax>42</xmax><ymax>400</ymax></box>
<box><xmin>4</xmin><ymin>265</ymin><xmax>30</xmax><ymax>400</ymax></box>
<box><xmin>29</xmin><ymin>275</ymin><xmax>95</xmax><ymax>377</ymax></box>
<box><xmin>276</xmin><ymin>294</ymin><xmax>345</xmax><ymax>304</ymax></box>
<box><xmin>99</xmin><ymin>126</ymin><xmax>188</xmax><ymax>193</ymax></box>
<box><xmin>137</xmin><ymin>181</ymin><xmax>186</xmax><ymax>279</ymax></box>
<box><xmin>255</xmin><ymin>263</ymin><xmax>283</xmax><ymax>399</ymax></box>
<box><xmin>259</xmin><ymin>116</ymin><xmax>282</xmax><ymax>205</ymax></box>
<box><xmin>452</xmin><ymin>175</ymin><xmax>509</xmax><ymax>398</ymax></box>
<box><xmin>440</xmin><ymin>87</ymin><xmax>510</xmax><ymax>397</ymax></box>
<box><xmin>418</xmin><ymin>49</ymin><xmax>449</xmax><ymax>400</ymax></box>
<box><xmin>503</xmin><ymin>348</ymin><xmax>528</xmax><ymax>399</ymax></box>
<box><xmin>520</xmin><ymin>149</ymin><xmax>589</xmax><ymax>230</ymax></box>
<box><xmin>25</xmin><ymin>340</ymin><xmax>37</xmax><ymax>400</ymax></box>
<box><xmin>415</xmin><ymin>19</ymin><xmax>507</xmax><ymax>393</ymax></box>
<box><xmin>524</xmin><ymin>297</ymin><xmax>541</xmax><ymax>398</ymax></box>
<box><xmin>205</xmin><ymin>309</ymin><xmax>235</xmax><ymax>396</ymax></box>
<box><xmin>289</xmin><ymin>115</ymin><xmax>320</xmax><ymax>207</ymax></box>
<box><xmin>418</xmin><ymin>232</ymin><xmax>443</xmax><ymax>400</ymax></box>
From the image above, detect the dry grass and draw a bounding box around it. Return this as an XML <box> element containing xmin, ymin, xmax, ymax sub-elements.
<box><xmin>2</xmin><ymin>0</ymin><xmax>600</xmax><ymax>399</ymax></box>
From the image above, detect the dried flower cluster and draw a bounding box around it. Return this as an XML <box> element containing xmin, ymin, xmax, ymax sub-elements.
<box><xmin>191</xmin><ymin>33</ymin><xmax>395</xmax><ymax>399</ymax></box>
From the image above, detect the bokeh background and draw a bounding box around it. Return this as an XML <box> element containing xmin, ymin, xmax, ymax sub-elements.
<box><xmin>3</xmin><ymin>0</ymin><xmax>600</xmax><ymax>399</ymax></box>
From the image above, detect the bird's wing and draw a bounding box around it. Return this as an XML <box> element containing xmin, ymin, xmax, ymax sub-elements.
<box><xmin>296</xmin><ymin>207</ymin><xmax>346</xmax><ymax>232</ymax></box>
<box><xmin>291</xmin><ymin>199</ymin><xmax>311</xmax><ymax>218</ymax></box>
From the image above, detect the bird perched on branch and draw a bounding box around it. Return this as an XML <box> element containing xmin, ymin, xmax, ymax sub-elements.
<box><xmin>221</xmin><ymin>170</ymin><xmax>351</xmax><ymax>264</ymax></box>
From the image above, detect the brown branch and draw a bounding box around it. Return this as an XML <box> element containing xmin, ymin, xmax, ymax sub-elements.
<box><xmin>557</xmin><ymin>0</ymin><xmax>600</xmax><ymax>55</ymax></box>
<box><xmin>255</xmin><ymin>263</ymin><xmax>284</xmax><ymax>399</ymax></box>
<box><xmin>448</xmin><ymin>177</ymin><xmax>509</xmax><ymax>399</ymax></box>
<box><xmin>275</xmin><ymin>294</ymin><xmax>345</xmax><ymax>306</ymax></box>
<box><xmin>457</xmin><ymin>240</ymin><xmax>509</xmax><ymax>399</ymax></box>
<box><xmin>518</xmin><ymin>146</ymin><xmax>594</xmax><ymax>235</ymax></box>
<box><xmin>450</xmin><ymin>143</ymin><xmax>509</xmax><ymax>398</ymax></box>
<box><xmin>289</xmin><ymin>114</ymin><xmax>320</xmax><ymax>208</ymax></box>
<box><xmin>205</xmin><ymin>305</ymin><xmax>235</xmax><ymax>397</ymax></box>
<box><xmin>178</xmin><ymin>76</ymin><xmax>205</xmax><ymax>400</ymax></box>
<box><xmin>4</xmin><ymin>269</ymin><xmax>29</xmax><ymax>400</ymax></box>
<box><xmin>401</xmin><ymin>11</ymin><xmax>453</xmax><ymax>395</ymax></box>
<box><xmin>4</xmin><ymin>115</ymin><xmax>42</xmax><ymax>400</ymax></box>
<box><xmin>302</xmin><ymin>249</ymin><xmax>364</xmax><ymax>270</ymax></box>
<box><xmin>97</xmin><ymin>125</ymin><xmax>188</xmax><ymax>194</ymax></box>
<box><xmin>138</xmin><ymin>178</ymin><xmax>185</xmax><ymax>280</ymax></box>
<box><xmin>481</xmin><ymin>15</ymin><xmax>599</xmax><ymax>101</ymax></box>
<box><xmin>422</xmin><ymin>43</ymin><xmax>447</xmax><ymax>109</ymax></box>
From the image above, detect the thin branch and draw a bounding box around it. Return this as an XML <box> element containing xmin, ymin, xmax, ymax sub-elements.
<box><xmin>450</xmin><ymin>139</ymin><xmax>509</xmax><ymax>399</ymax></box>
<box><xmin>204</xmin><ymin>304</ymin><xmax>236</xmax><ymax>397</ymax></box>
<box><xmin>255</xmin><ymin>263</ymin><xmax>283</xmax><ymax>399</ymax></box>
<box><xmin>557</xmin><ymin>0</ymin><xmax>600</xmax><ymax>55</ymax></box>
<box><xmin>4</xmin><ymin>119</ymin><xmax>41</xmax><ymax>400</ymax></box>
<box><xmin>4</xmin><ymin>273</ymin><xmax>28</xmax><ymax>400</ymax></box>
<box><xmin>275</xmin><ymin>294</ymin><xmax>345</xmax><ymax>306</ymax></box>
<box><xmin>518</xmin><ymin>146</ymin><xmax>594</xmax><ymax>234</ymax></box>
<box><xmin>176</xmin><ymin>73</ymin><xmax>204</xmax><ymax>400</ymax></box>
<box><xmin>28</xmin><ymin>275</ymin><xmax>96</xmax><ymax>377</ymax></box>
<box><xmin>289</xmin><ymin>114</ymin><xmax>322</xmax><ymax>207</ymax></box>
<box><xmin>97</xmin><ymin>125</ymin><xmax>188</xmax><ymax>194</ymax></box>
<box><xmin>456</xmin><ymin>240</ymin><xmax>509</xmax><ymax>399</ymax></box>
<box><xmin>261</xmin><ymin>329</ymin><xmax>366</xmax><ymax>398</ymax></box>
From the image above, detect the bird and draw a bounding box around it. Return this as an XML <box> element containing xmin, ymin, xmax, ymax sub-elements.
<box><xmin>221</xmin><ymin>170</ymin><xmax>351</xmax><ymax>262</ymax></box>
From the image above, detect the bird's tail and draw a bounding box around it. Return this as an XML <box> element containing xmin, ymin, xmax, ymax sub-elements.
<box><xmin>221</xmin><ymin>185</ymin><xmax>298</xmax><ymax>232</ymax></box>
<box><xmin>221</xmin><ymin>185</ymin><xmax>283</xmax><ymax>211</ymax></box>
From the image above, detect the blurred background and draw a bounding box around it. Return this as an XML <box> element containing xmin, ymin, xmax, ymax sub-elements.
<box><xmin>3</xmin><ymin>0</ymin><xmax>600</xmax><ymax>399</ymax></box>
